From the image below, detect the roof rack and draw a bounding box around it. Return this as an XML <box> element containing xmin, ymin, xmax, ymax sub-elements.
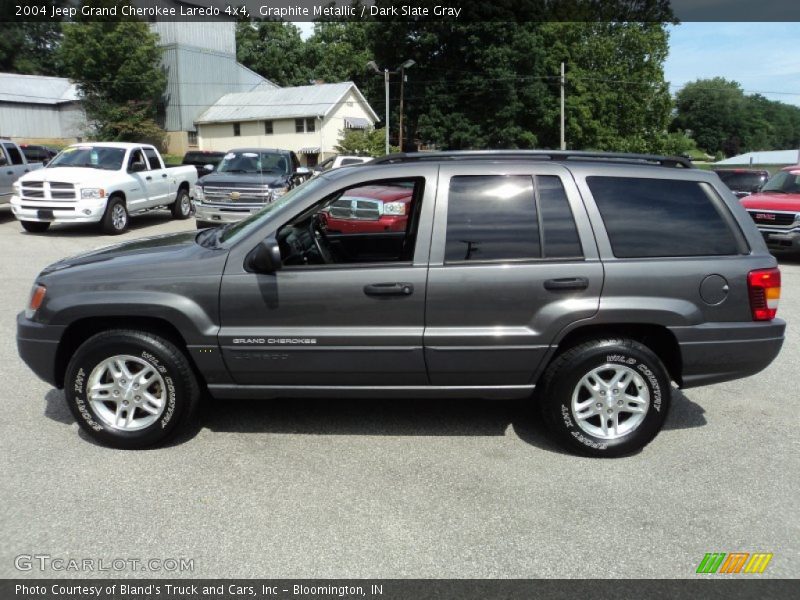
<box><xmin>367</xmin><ymin>150</ymin><xmax>694</xmax><ymax>169</ymax></box>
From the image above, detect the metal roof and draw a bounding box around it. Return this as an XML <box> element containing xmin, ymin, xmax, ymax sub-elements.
<box><xmin>715</xmin><ymin>150</ymin><xmax>800</xmax><ymax>166</ymax></box>
<box><xmin>195</xmin><ymin>81</ymin><xmax>378</xmax><ymax>124</ymax></box>
<box><xmin>0</xmin><ymin>73</ymin><xmax>80</xmax><ymax>105</ymax></box>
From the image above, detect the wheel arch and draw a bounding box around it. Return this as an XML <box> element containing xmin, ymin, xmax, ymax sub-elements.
<box><xmin>54</xmin><ymin>316</ymin><xmax>203</xmax><ymax>389</ymax></box>
<box><xmin>550</xmin><ymin>323</ymin><xmax>683</xmax><ymax>386</ymax></box>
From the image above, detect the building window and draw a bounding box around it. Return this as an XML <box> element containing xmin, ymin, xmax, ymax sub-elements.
<box><xmin>264</xmin><ymin>120</ymin><xmax>273</xmax><ymax>135</ymax></box>
<box><xmin>295</xmin><ymin>118</ymin><xmax>304</xmax><ymax>133</ymax></box>
<box><xmin>187</xmin><ymin>131</ymin><xmax>198</xmax><ymax>146</ymax></box>
<box><xmin>233</xmin><ymin>123</ymin><xmax>241</xmax><ymax>136</ymax></box>
<box><xmin>305</xmin><ymin>118</ymin><xmax>316</xmax><ymax>133</ymax></box>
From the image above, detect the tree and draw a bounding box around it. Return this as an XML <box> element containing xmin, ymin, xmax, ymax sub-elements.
<box><xmin>334</xmin><ymin>128</ymin><xmax>396</xmax><ymax>156</ymax></box>
<box><xmin>0</xmin><ymin>21</ymin><xmax>64</xmax><ymax>75</ymax></box>
<box><xmin>236</xmin><ymin>21</ymin><xmax>311</xmax><ymax>86</ymax></box>
<box><xmin>538</xmin><ymin>22</ymin><xmax>674</xmax><ymax>153</ymax></box>
<box><xmin>58</xmin><ymin>12</ymin><xmax>166</xmax><ymax>146</ymax></box>
<box><xmin>672</xmin><ymin>78</ymin><xmax>749</xmax><ymax>156</ymax></box>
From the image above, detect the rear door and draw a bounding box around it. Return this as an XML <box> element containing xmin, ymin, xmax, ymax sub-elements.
<box><xmin>424</xmin><ymin>163</ymin><xmax>603</xmax><ymax>386</ymax></box>
<box><xmin>143</xmin><ymin>147</ymin><xmax>171</xmax><ymax>205</ymax></box>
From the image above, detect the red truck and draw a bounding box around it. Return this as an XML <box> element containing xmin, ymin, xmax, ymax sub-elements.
<box><xmin>320</xmin><ymin>183</ymin><xmax>414</xmax><ymax>233</ymax></box>
<box><xmin>741</xmin><ymin>165</ymin><xmax>800</xmax><ymax>252</ymax></box>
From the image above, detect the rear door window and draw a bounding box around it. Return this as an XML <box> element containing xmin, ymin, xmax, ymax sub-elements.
<box><xmin>586</xmin><ymin>176</ymin><xmax>741</xmax><ymax>258</ymax></box>
<box><xmin>3</xmin><ymin>143</ymin><xmax>23</xmax><ymax>165</ymax></box>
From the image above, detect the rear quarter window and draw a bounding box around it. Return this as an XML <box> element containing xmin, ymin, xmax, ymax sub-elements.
<box><xmin>586</xmin><ymin>176</ymin><xmax>742</xmax><ymax>258</ymax></box>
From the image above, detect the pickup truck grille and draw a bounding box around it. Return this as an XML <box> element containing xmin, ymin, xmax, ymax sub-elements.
<box><xmin>329</xmin><ymin>198</ymin><xmax>381</xmax><ymax>220</ymax></box>
<box><xmin>203</xmin><ymin>186</ymin><xmax>272</xmax><ymax>205</ymax></box>
<box><xmin>20</xmin><ymin>181</ymin><xmax>77</xmax><ymax>201</ymax></box>
<box><xmin>748</xmin><ymin>210</ymin><xmax>797</xmax><ymax>227</ymax></box>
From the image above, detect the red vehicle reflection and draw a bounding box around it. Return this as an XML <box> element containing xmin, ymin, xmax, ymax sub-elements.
<box><xmin>321</xmin><ymin>184</ymin><xmax>414</xmax><ymax>233</ymax></box>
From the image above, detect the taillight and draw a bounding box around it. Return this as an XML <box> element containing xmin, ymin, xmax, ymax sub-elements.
<box><xmin>748</xmin><ymin>268</ymin><xmax>780</xmax><ymax>321</ymax></box>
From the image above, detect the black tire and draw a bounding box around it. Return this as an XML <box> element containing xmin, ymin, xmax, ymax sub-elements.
<box><xmin>171</xmin><ymin>187</ymin><xmax>192</xmax><ymax>220</ymax></box>
<box><xmin>64</xmin><ymin>330</ymin><xmax>200</xmax><ymax>449</ymax></box>
<box><xmin>101</xmin><ymin>196</ymin><xmax>129</xmax><ymax>235</ymax></box>
<box><xmin>20</xmin><ymin>221</ymin><xmax>50</xmax><ymax>233</ymax></box>
<box><xmin>537</xmin><ymin>338</ymin><xmax>671</xmax><ymax>458</ymax></box>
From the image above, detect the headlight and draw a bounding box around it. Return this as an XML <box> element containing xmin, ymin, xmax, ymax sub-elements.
<box><xmin>25</xmin><ymin>284</ymin><xmax>46</xmax><ymax>319</ymax></box>
<box><xmin>195</xmin><ymin>187</ymin><xmax>205</xmax><ymax>201</ymax></box>
<box><xmin>81</xmin><ymin>188</ymin><xmax>105</xmax><ymax>199</ymax></box>
<box><xmin>270</xmin><ymin>186</ymin><xmax>289</xmax><ymax>199</ymax></box>
<box><xmin>382</xmin><ymin>202</ymin><xmax>406</xmax><ymax>216</ymax></box>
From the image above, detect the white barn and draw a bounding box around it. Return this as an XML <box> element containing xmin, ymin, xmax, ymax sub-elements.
<box><xmin>194</xmin><ymin>81</ymin><xmax>378</xmax><ymax>167</ymax></box>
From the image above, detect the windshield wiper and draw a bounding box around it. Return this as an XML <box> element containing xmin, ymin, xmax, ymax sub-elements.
<box><xmin>221</xmin><ymin>169</ymin><xmax>247</xmax><ymax>173</ymax></box>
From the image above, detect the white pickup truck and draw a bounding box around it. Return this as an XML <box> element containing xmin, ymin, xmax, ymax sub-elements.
<box><xmin>10</xmin><ymin>142</ymin><xmax>197</xmax><ymax>234</ymax></box>
<box><xmin>0</xmin><ymin>139</ymin><xmax>44</xmax><ymax>204</ymax></box>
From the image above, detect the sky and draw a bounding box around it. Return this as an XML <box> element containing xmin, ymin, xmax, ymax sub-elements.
<box><xmin>664</xmin><ymin>23</ymin><xmax>800</xmax><ymax>107</ymax></box>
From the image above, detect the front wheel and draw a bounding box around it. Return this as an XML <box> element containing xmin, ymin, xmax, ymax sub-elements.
<box><xmin>101</xmin><ymin>196</ymin><xmax>129</xmax><ymax>235</ymax></box>
<box><xmin>64</xmin><ymin>330</ymin><xmax>200</xmax><ymax>449</ymax></box>
<box><xmin>20</xmin><ymin>221</ymin><xmax>51</xmax><ymax>233</ymax></box>
<box><xmin>538</xmin><ymin>338</ymin><xmax>671</xmax><ymax>458</ymax></box>
<box><xmin>171</xmin><ymin>188</ymin><xmax>192</xmax><ymax>220</ymax></box>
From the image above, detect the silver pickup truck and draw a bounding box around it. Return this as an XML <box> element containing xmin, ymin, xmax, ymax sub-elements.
<box><xmin>0</xmin><ymin>139</ymin><xmax>43</xmax><ymax>205</ymax></box>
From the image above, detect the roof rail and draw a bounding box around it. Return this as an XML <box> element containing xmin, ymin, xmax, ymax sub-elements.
<box><xmin>367</xmin><ymin>150</ymin><xmax>694</xmax><ymax>169</ymax></box>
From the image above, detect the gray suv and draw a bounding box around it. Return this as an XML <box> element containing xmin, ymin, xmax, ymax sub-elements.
<box><xmin>16</xmin><ymin>151</ymin><xmax>786</xmax><ymax>456</ymax></box>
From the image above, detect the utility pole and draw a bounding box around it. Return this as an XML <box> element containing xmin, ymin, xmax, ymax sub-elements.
<box><xmin>399</xmin><ymin>70</ymin><xmax>406</xmax><ymax>152</ymax></box>
<box><xmin>560</xmin><ymin>62</ymin><xmax>566</xmax><ymax>151</ymax></box>
<box><xmin>383</xmin><ymin>68</ymin><xmax>390</xmax><ymax>155</ymax></box>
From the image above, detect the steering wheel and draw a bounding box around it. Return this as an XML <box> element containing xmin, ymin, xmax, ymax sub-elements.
<box><xmin>309</xmin><ymin>214</ymin><xmax>334</xmax><ymax>263</ymax></box>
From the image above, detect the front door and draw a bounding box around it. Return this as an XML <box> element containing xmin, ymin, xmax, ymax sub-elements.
<box><xmin>218</xmin><ymin>170</ymin><xmax>437</xmax><ymax>387</ymax></box>
<box><xmin>424</xmin><ymin>163</ymin><xmax>604</xmax><ymax>386</ymax></box>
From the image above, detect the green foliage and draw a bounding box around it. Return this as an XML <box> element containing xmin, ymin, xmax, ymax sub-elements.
<box><xmin>0</xmin><ymin>21</ymin><xmax>64</xmax><ymax>75</ymax></box>
<box><xmin>58</xmin><ymin>7</ymin><xmax>166</xmax><ymax>146</ymax></box>
<box><xmin>672</xmin><ymin>78</ymin><xmax>800</xmax><ymax>156</ymax></box>
<box><xmin>334</xmin><ymin>128</ymin><xmax>397</xmax><ymax>156</ymax></box>
<box><xmin>236</xmin><ymin>21</ymin><xmax>311</xmax><ymax>86</ymax></box>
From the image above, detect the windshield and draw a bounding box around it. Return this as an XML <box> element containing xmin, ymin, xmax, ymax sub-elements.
<box><xmin>760</xmin><ymin>170</ymin><xmax>800</xmax><ymax>193</ymax></box>
<box><xmin>216</xmin><ymin>150</ymin><xmax>291</xmax><ymax>175</ymax></box>
<box><xmin>715</xmin><ymin>171</ymin><xmax>766</xmax><ymax>192</ymax></box>
<box><xmin>215</xmin><ymin>176</ymin><xmax>330</xmax><ymax>245</ymax></box>
<box><xmin>48</xmin><ymin>146</ymin><xmax>125</xmax><ymax>170</ymax></box>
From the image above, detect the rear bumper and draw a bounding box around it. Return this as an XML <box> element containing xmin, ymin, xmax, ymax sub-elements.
<box><xmin>669</xmin><ymin>319</ymin><xmax>786</xmax><ymax>388</ymax></box>
<box><xmin>17</xmin><ymin>312</ymin><xmax>64</xmax><ymax>388</ymax></box>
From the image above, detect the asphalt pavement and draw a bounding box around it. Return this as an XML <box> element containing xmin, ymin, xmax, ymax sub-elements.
<box><xmin>0</xmin><ymin>208</ymin><xmax>797</xmax><ymax>579</ymax></box>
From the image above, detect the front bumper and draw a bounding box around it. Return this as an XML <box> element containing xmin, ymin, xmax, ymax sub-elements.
<box><xmin>194</xmin><ymin>202</ymin><xmax>263</xmax><ymax>224</ymax></box>
<box><xmin>758</xmin><ymin>227</ymin><xmax>800</xmax><ymax>250</ymax></box>
<box><xmin>17</xmin><ymin>312</ymin><xmax>65</xmax><ymax>388</ymax></box>
<box><xmin>10</xmin><ymin>195</ymin><xmax>107</xmax><ymax>224</ymax></box>
<box><xmin>670</xmin><ymin>319</ymin><xmax>786</xmax><ymax>388</ymax></box>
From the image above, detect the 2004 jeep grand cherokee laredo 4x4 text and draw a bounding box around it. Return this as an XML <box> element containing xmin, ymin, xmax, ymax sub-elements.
<box><xmin>16</xmin><ymin>151</ymin><xmax>786</xmax><ymax>457</ymax></box>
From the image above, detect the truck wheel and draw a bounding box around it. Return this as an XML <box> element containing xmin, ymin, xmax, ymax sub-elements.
<box><xmin>64</xmin><ymin>330</ymin><xmax>200</xmax><ymax>449</ymax></box>
<box><xmin>101</xmin><ymin>196</ymin><xmax>129</xmax><ymax>235</ymax></box>
<box><xmin>537</xmin><ymin>338</ymin><xmax>671</xmax><ymax>458</ymax></box>
<box><xmin>20</xmin><ymin>221</ymin><xmax>50</xmax><ymax>233</ymax></box>
<box><xmin>171</xmin><ymin>188</ymin><xmax>192</xmax><ymax>220</ymax></box>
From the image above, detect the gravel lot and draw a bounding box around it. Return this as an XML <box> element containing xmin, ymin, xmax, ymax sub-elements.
<box><xmin>0</xmin><ymin>208</ymin><xmax>797</xmax><ymax>579</ymax></box>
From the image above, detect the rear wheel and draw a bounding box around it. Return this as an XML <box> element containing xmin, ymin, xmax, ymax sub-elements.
<box><xmin>64</xmin><ymin>330</ymin><xmax>200</xmax><ymax>449</ymax></box>
<box><xmin>101</xmin><ymin>196</ymin><xmax>128</xmax><ymax>235</ymax></box>
<box><xmin>171</xmin><ymin>188</ymin><xmax>192</xmax><ymax>220</ymax></box>
<box><xmin>20</xmin><ymin>221</ymin><xmax>50</xmax><ymax>233</ymax></box>
<box><xmin>538</xmin><ymin>338</ymin><xmax>671</xmax><ymax>457</ymax></box>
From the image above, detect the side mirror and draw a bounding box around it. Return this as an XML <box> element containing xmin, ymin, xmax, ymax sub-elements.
<box><xmin>129</xmin><ymin>162</ymin><xmax>146</xmax><ymax>173</ymax></box>
<box><xmin>246</xmin><ymin>237</ymin><xmax>282</xmax><ymax>273</ymax></box>
<box><xmin>203</xmin><ymin>164</ymin><xmax>214</xmax><ymax>172</ymax></box>
<box><xmin>294</xmin><ymin>167</ymin><xmax>310</xmax><ymax>178</ymax></box>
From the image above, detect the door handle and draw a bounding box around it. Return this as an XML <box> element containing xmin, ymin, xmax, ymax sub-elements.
<box><xmin>364</xmin><ymin>282</ymin><xmax>414</xmax><ymax>297</ymax></box>
<box><xmin>6</xmin><ymin>170</ymin><xmax>12</xmax><ymax>175</ymax></box>
<box><xmin>145</xmin><ymin>176</ymin><xmax>152</xmax><ymax>181</ymax></box>
<box><xmin>162</xmin><ymin>173</ymin><xmax>168</xmax><ymax>178</ymax></box>
<box><xmin>544</xmin><ymin>277</ymin><xmax>589</xmax><ymax>291</ymax></box>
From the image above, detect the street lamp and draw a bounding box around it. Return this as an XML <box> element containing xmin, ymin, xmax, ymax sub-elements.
<box><xmin>367</xmin><ymin>59</ymin><xmax>416</xmax><ymax>155</ymax></box>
